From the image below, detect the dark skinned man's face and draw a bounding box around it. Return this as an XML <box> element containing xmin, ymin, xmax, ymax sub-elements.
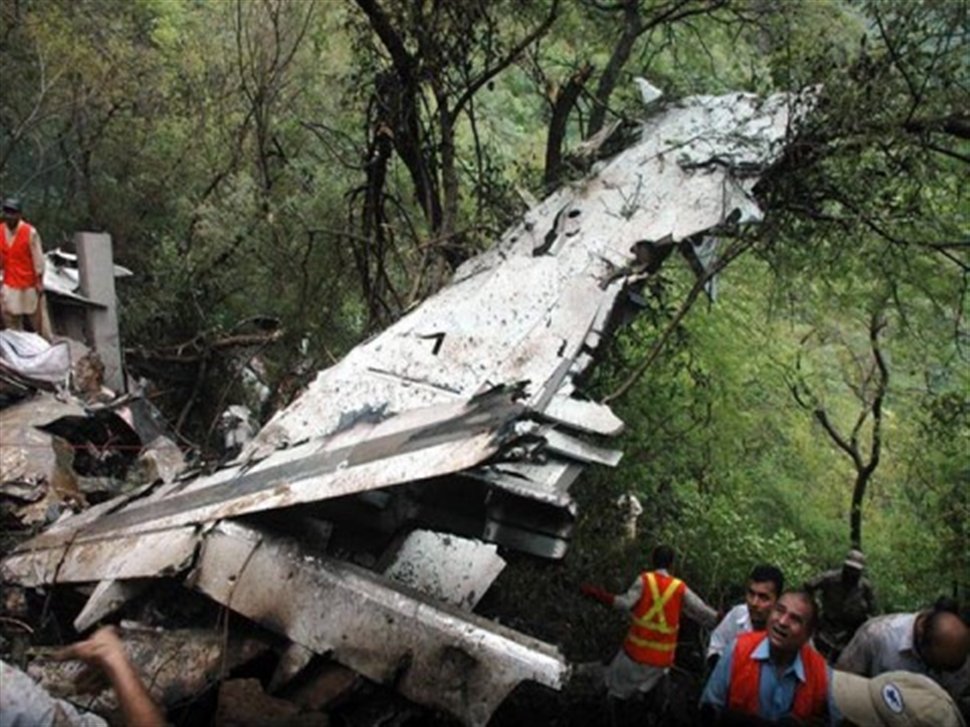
<box><xmin>745</xmin><ymin>580</ymin><xmax>779</xmax><ymax>629</ymax></box>
<box><xmin>841</xmin><ymin>566</ymin><xmax>862</xmax><ymax>585</ymax></box>
<box><xmin>767</xmin><ymin>593</ymin><xmax>813</xmax><ymax>655</ymax></box>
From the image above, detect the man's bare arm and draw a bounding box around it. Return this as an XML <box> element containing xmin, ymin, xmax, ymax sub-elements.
<box><xmin>30</xmin><ymin>228</ymin><xmax>44</xmax><ymax>289</ymax></box>
<box><xmin>54</xmin><ymin>626</ymin><xmax>165</xmax><ymax>727</ymax></box>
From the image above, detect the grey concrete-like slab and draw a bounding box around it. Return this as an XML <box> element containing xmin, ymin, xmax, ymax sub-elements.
<box><xmin>75</xmin><ymin>232</ymin><xmax>124</xmax><ymax>392</ymax></box>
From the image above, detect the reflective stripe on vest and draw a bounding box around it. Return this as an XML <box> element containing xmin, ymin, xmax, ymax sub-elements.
<box><xmin>622</xmin><ymin>571</ymin><xmax>685</xmax><ymax>667</ymax></box>
<box><xmin>727</xmin><ymin>632</ymin><xmax>829</xmax><ymax>721</ymax></box>
<box><xmin>0</xmin><ymin>222</ymin><xmax>38</xmax><ymax>289</ymax></box>
<box><xmin>631</xmin><ymin>572</ymin><xmax>683</xmax><ymax>633</ymax></box>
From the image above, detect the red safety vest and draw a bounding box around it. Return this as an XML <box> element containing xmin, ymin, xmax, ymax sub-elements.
<box><xmin>727</xmin><ymin>631</ymin><xmax>828</xmax><ymax>721</ymax></box>
<box><xmin>622</xmin><ymin>571</ymin><xmax>685</xmax><ymax>667</ymax></box>
<box><xmin>0</xmin><ymin>221</ymin><xmax>39</xmax><ymax>289</ymax></box>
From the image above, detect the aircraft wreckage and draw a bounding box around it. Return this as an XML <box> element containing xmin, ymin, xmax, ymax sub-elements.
<box><xmin>3</xmin><ymin>86</ymin><xmax>813</xmax><ymax>725</ymax></box>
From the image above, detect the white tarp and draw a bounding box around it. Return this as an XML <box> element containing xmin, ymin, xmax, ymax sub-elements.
<box><xmin>0</xmin><ymin>330</ymin><xmax>70</xmax><ymax>384</ymax></box>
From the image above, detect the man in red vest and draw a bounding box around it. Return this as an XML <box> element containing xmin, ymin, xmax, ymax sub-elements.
<box><xmin>700</xmin><ymin>590</ymin><xmax>839</xmax><ymax>725</ymax></box>
<box><xmin>0</xmin><ymin>198</ymin><xmax>46</xmax><ymax>336</ymax></box>
<box><xmin>581</xmin><ymin>544</ymin><xmax>718</xmax><ymax>722</ymax></box>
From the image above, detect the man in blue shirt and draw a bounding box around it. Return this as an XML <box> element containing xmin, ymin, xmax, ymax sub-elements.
<box><xmin>700</xmin><ymin>590</ymin><xmax>841</xmax><ymax>725</ymax></box>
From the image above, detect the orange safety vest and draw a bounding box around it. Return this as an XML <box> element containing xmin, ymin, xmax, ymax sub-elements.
<box><xmin>727</xmin><ymin>631</ymin><xmax>829</xmax><ymax>721</ymax></box>
<box><xmin>0</xmin><ymin>221</ymin><xmax>39</xmax><ymax>289</ymax></box>
<box><xmin>622</xmin><ymin>570</ymin><xmax>686</xmax><ymax>667</ymax></box>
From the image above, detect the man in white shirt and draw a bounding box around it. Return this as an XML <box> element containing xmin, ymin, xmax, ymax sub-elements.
<box><xmin>837</xmin><ymin>598</ymin><xmax>969</xmax><ymax>718</ymax></box>
<box><xmin>707</xmin><ymin>564</ymin><xmax>785</xmax><ymax>670</ymax></box>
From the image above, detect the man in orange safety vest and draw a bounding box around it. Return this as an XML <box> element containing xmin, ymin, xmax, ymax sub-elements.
<box><xmin>0</xmin><ymin>197</ymin><xmax>46</xmax><ymax>336</ymax></box>
<box><xmin>700</xmin><ymin>590</ymin><xmax>838</xmax><ymax>725</ymax></box>
<box><xmin>581</xmin><ymin>544</ymin><xmax>718</xmax><ymax>721</ymax></box>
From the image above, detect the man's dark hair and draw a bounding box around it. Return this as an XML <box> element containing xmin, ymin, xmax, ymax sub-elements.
<box><xmin>748</xmin><ymin>564</ymin><xmax>784</xmax><ymax>596</ymax></box>
<box><xmin>651</xmin><ymin>544</ymin><xmax>676</xmax><ymax>570</ymax></box>
<box><xmin>782</xmin><ymin>589</ymin><xmax>819</xmax><ymax>633</ymax></box>
<box><xmin>931</xmin><ymin>596</ymin><xmax>960</xmax><ymax>614</ymax></box>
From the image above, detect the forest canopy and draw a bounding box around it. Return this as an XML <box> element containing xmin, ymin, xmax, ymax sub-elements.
<box><xmin>1</xmin><ymin>0</ymin><xmax>966</xmax><ymax>610</ymax></box>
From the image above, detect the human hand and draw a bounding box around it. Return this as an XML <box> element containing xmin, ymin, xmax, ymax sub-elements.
<box><xmin>53</xmin><ymin>625</ymin><xmax>165</xmax><ymax>726</ymax></box>
<box><xmin>53</xmin><ymin>626</ymin><xmax>129</xmax><ymax>693</ymax></box>
<box><xmin>580</xmin><ymin>583</ymin><xmax>615</xmax><ymax>606</ymax></box>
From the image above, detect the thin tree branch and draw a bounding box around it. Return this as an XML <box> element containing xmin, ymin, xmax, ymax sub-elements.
<box><xmin>603</xmin><ymin>237</ymin><xmax>751</xmax><ymax>404</ymax></box>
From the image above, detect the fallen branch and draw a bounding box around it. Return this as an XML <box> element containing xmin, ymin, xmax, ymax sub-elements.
<box><xmin>126</xmin><ymin>330</ymin><xmax>284</xmax><ymax>364</ymax></box>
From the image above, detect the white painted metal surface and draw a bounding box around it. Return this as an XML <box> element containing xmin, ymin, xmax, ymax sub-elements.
<box><xmin>383</xmin><ymin>530</ymin><xmax>506</xmax><ymax>610</ymax></box>
<box><xmin>189</xmin><ymin>522</ymin><xmax>568</xmax><ymax>727</ymax></box>
<box><xmin>5</xmin><ymin>390</ymin><xmax>524</xmax><ymax>562</ymax></box>
<box><xmin>246</xmin><ymin>90</ymin><xmax>812</xmax><ymax>518</ymax></box>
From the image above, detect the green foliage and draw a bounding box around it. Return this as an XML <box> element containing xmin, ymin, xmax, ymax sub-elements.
<box><xmin>660</xmin><ymin>488</ymin><xmax>812</xmax><ymax>605</ymax></box>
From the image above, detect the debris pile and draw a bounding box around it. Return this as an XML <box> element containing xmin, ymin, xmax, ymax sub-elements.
<box><xmin>1</xmin><ymin>86</ymin><xmax>812</xmax><ymax>725</ymax></box>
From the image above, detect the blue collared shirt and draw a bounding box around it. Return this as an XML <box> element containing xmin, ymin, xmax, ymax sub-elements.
<box><xmin>700</xmin><ymin>635</ymin><xmax>841</xmax><ymax>724</ymax></box>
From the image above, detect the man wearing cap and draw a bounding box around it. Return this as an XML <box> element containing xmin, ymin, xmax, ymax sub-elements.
<box><xmin>580</xmin><ymin>544</ymin><xmax>718</xmax><ymax>723</ymax></box>
<box><xmin>700</xmin><ymin>590</ymin><xmax>840</xmax><ymax>724</ymax></box>
<box><xmin>837</xmin><ymin>598</ymin><xmax>970</xmax><ymax>717</ymax></box>
<box><xmin>832</xmin><ymin>670</ymin><xmax>965</xmax><ymax>727</ymax></box>
<box><xmin>0</xmin><ymin>197</ymin><xmax>46</xmax><ymax>336</ymax></box>
<box><xmin>805</xmin><ymin>549</ymin><xmax>877</xmax><ymax>659</ymax></box>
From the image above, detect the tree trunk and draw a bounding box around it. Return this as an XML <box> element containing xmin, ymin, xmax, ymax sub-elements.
<box><xmin>587</xmin><ymin>1</ymin><xmax>641</xmax><ymax>136</ymax></box>
<box><xmin>544</xmin><ymin>64</ymin><xmax>593</xmax><ymax>190</ymax></box>
<box><xmin>438</xmin><ymin>102</ymin><xmax>462</xmax><ymax>268</ymax></box>
<box><xmin>849</xmin><ymin>470</ymin><xmax>871</xmax><ymax>550</ymax></box>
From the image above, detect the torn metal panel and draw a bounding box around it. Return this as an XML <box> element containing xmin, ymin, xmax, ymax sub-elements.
<box><xmin>244</xmin><ymin>88</ymin><xmax>810</xmax><ymax>519</ymax></box>
<box><xmin>541</xmin><ymin>429</ymin><xmax>623</xmax><ymax>467</ymax></box>
<box><xmin>483</xmin><ymin>487</ymin><xmax>576</xmax><ymax>560</ymax></box>
<box><xmin>0</xmin><ymin>85</ymin><xmax>812</xmax><ymax>724</ymax></box>
<box><xmin>2</xmin><ymin>390</ymin><xmax>525</xmax><ymax>583</ymax></box>
<box><xmin>37</xmin><ymin>408</ymin><xmax>142</xmax><ymax>479</ymax></box>
<box><xmin>0</xmin><ymin>480</ymin><xmax>45</xmax><ymax>503</ymax></box>
<box><xmin>541</xmin><ymin>395</ymin><xmax>625</xmax><ymax>436</ymax></box>
<box><xmin>470</xmin><ymin>460</ymin><xmax>583</xmax><ymax>508</ymax></box>
<box><xmin>1</xmin><ymin>525</ymin><xmax>200</xmax><ymax>587</ymax></box>
<box><xmin>73</xmin><ymin>578</ymin><xmax>151</xmax><ymax>632</ymax></box>
<box><xmin>38</xmin><ymin>479</ymin><xmax>159</xmax><ymax>536</ymax></box>
<box><xmin>0</xmin><ymin>392</ymin><xmax>85</xmax><ymax>485</ymax></box>
<box><xmin>382</xmin><ymin>529</ymin><xmax>506</xmax><ymax>610</ymax></box>
<box><xmin>189</xmin><ymin>522</ymin><xmax>569</xmax><ymax>727</ymax></box>
<box><xmin>482</xmin><ymin>521</ymin><xmax>570</xmax><ymax>560</ymax></box>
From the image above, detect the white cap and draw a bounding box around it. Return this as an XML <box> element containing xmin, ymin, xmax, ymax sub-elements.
<box><xmin>832</xmin><ymin>670</ymin><xmax>965</xmax><ymax>727</ymax></box>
